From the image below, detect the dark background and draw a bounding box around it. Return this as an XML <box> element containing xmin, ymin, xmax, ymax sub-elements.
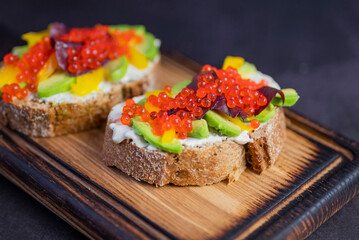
<box><xmin>0</xmin><ymin>0</ymin><xmax>358</xmax><ymax>239</ymax></box>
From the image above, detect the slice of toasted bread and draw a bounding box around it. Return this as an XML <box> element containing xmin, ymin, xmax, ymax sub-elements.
<box><xmin>0</xmin><ymin>74</ymin><xmax>154</xmax><ymax>137</ymax></box>
<box><xmin>246</xmin><ymin>107</ymin><xmax>286</xmax><ymax>173</ymax></box>
<box><xmin>102</xmin><ymin>107</ymin><xmax>286</xmax><ymax>186</ymax></box>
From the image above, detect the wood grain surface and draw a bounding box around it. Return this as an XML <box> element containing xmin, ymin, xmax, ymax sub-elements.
<box><xmin>0</xmin><ymin>54</ymin><xmax>358</xmax><ymax>239</ymax></box>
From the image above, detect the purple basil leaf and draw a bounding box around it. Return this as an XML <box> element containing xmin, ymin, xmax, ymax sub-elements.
<box><xmin>50</xmin><ymin>22</ymin><xmax>69</xmax><ymax>38</ymax></box>
<box><xmin>256</xmin><ymin>86</ymin><xmax>285</xmax><ymax>115</ymax></box>
<box><xmin>53</xmin><ymin>40</ymin><xmax>81</xmax><ymax>71</ymax></box>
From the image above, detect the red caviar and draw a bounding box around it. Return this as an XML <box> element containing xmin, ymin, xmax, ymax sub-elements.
<box><xmin>250</xmin><ymin>119</ymin><xmax>261</xmax><ymax>129</ymax></box>
<box><xmin>1</xmin><ymin>83</ymin><xmax>28</xmax><ymax>102</ymax></box>
<box><xmin>1</xmin><ymin>25</ymin><xmax>145</xmax><ymax>103</ymax></box>
<box><xmin>1</xmin><ymin>36</ymin><xmax>54</xmax><ymax>101</ymax></box>
<box><xmin>57</xmin><ymin>25</ymin><xmax>143</xmax><ymax>74</ymax></box>
<box><xmin>121</xmin><ymin>63</ymin><xmax>269</xmax><ymax>140</ymax></box>
<box><xmin>3</xmin><ymin>53</ymin><xmax>19</xmax><ymax>65</ymax></box>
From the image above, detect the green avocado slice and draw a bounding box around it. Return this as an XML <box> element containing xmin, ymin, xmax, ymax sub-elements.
<box><xmin>135</xmin><ymin>33</ymin><xmax>159</xmax><ymax>60</ymax></box>
<box><xmin>132</xmin><ymin>118</ymin><xmax>182</xmax><ymax>154</ymax></box>
<box><xmin>188</xmin><ymin>119</ymin><xmax>209</xmax><ymax>139</ymax></box>
<box><xmin>11</xmin><ymin>45</ymin><xmax>29</xmax><ymax>58</ymax></box>
<box><xmin>246</xmin><ymin>104</ymin><xmax>276</xmax><ymax>123</ymax></box>
<box><xmin>109</xmin><ymin>25</ymin><xmax>146</xmax><ymax>35</ymax></box>
<box><xmin>105</xmin><ymin>56</ymin><xmax>129</xmax><ymax>81</ymax></box>
<box><xmin>271</xmin><ymin>88</ymin><xmax>299</xmax><ymax>107</ymax></box>
<box><xmin>137</xmin><ymin>97</ymin><xmax>147</xmax><ymax>106</ymax></box>
<box><xmin>171</xmin><ymin>79</ymin><xmax>192</xmax><ymax>97</ymax></box>
<box><xmin>204</xmin><ymin>110</ymin><xmax>242</xmax><ymax>137</ymax></box>
<box><xmin>237</xmin><ymin>61</ymin><xmax>257</xmax><ymax>78</ymax></box>
<box><xmin>38</xmin><ymin>73</ymin><xmax>76</xmax><ymax>98</ymax></box>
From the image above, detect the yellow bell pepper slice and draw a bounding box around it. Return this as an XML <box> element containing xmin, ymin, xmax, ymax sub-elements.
<box><xmin>38</xmin><ymin>53</ymin><xmax>59</xmax><ymax>82</ymax></box>
<box><xmin>161</xmin><ymin>128</ymin><xmax>176</xmax><ymax>143</ymax></box>
<box><xmin>0</xmin><ymin>65</ymin><xmax>19</xmax><ymax>87</ymax></box>
<box><xmin>22</xmin><ymin>29</ymin><xmax>50</xmax><ymax>47</ymax></box>
<box><xmin>222</xmin><ymin>56</ymin><xmax>245</xmax><ymax>70</ymax></box>
<box><xmin>217</xmin><ymin>111</ymin><xmax>253</xmax><ymax>131</ymax></box>
<box><xmin>145</xmin><ymin>90</ymin><xmax>162</xmax><ymax>97</ymax></box>
<box><xmin>71</xmin><ymin>68</ymin><xmax>105</xmax><ymax>97</ymax></box>
<box><xmin>144</xmin><ymin>102</ymin><xmax>161</xmax><ymax>113</ymax></box>
<box><xmin>128</xmin><ymin>46</ymin><xmax>148</xmax><ymax>69</ymax></box>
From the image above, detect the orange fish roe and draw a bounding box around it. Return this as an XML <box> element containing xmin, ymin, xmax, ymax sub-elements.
<box><xmin>120</xmin><ymin>64</ymin><xmax>270</xmax><ymax>140</ymax></box>
<box><xmin>1</xmin><ymin>83</ymin><xmax>28</xmax><ymax>102</ymax></box>
<box><xmin>1</xmin><ymin>37</ymin><xmax>54</xmax><ymax>102</ymax></box>
<box><xmin>1</xmin><ymin>24</ymin><xmax>146</xmax><ymax>103</ymax></box>
<box><xmin>250</xmin><ymin>119</ymin><xmax>261</xmax><ymax>129</ymax></box>
<box><xmin>57</xmin><ymin>26</ymin><xmax>143</xmax><ymax>74</ymax></box>
<box><xmin>199</xmin><ymin>65</ymin><xmax>268</xmax><ymax>116</ymax></box>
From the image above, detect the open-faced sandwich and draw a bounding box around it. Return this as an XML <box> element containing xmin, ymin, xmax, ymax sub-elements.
<box><xmin>0</xmin><ymin>23</ymin><xmax>160</xmax><ymax>137</ymax></box>
<box><xmin>102</xmin><ymin>56</ymin><xmax>299</xmax><ymax>186</ymax></box>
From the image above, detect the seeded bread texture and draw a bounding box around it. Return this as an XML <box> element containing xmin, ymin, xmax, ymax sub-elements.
<box><xmin>102</xmin><ymin>107</ymin><xmax>286</xmax><ymax>186</ymax></box>
<box><xmin>0</xmin><ymin>68</ymin><xmax>157</xmax><ymax>137</ymax></box>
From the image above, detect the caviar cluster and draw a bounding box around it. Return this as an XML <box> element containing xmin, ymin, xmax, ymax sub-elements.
<box><xmin>120</xmin><ymin>64</ymin><xmax>270</xmax><ymax>140</ymax></box>
<box><xmin>197</xmin><ymin>65</ymin><xmax>268</xmax><ymax>117</ymax></box>
<box><xmin>1</xmin><ymin>83</ymin><xmax>29</xmax><ymax>102</ymax></box>
<box><xmin>58</xmin><ymin>26</ymin><xmax>143</xmax><ymax>74</ymax></box>
<box><xmin>2</xmin><ymin>37</ymin><xmax>54</xmax><ymax>102</ymax></box>
<box><xmin>121</xmin><ymin>85</ymin><xmax>196</xmax><ymax>139</ymax></box>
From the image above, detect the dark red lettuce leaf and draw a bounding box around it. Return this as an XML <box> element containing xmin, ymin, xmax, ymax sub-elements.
<box><xmin>172</xmin><ymin>72</ymin><xmax>249</xmax><ymax>120</ymax></box>
<box><xmin>50</xmin><ymin>22</ymin><xmax>69</xmax><ymax>38</ymax></box>
<box><xmin>53</xmin><ymin>40</ymin><xmax>82</xmax><ymax>72</ymax></box>
<box><xmin>256</xmin><ymin>86</ymin><xmax>285</xmax><ymax>115</ymax></box>
<box><xmin>51</xmin><ymin>22</ymin><xmax>111</xmax><ymax>76</ymax></box>
<box><xmin>210</xmin><ymin>94</ymin><xmax>229</xmax><ymax>114</ymax></box>
<box><xmin>186</xmin><ymin>70</ymin><xmax>218</xmax><ymax>91</ymax></box>
<box><xmin>210</xmin><ymin>95</ymin><xmax>248</xmax><ymax>120</ymax></box>
<box><xmin>170</xmin><ymin>94</ymin><xmax>248</xmax><ymax>120</ymax></box>
<box><xmin>229</xmin><ymin>107</ymin><xmax>248</xmax><ymax>120</ymax></box>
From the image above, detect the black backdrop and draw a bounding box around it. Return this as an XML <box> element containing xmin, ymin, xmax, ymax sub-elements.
<box><xmin>0</xmin><ymin>0</ymin><xmax>358</xmax><ymax>239</ymax></box>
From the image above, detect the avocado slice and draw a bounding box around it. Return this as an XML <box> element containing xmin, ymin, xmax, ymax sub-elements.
<box><xmin>105</xmin><ymin>56</ymin><xmax>129</xmax><ymax>81</ymax></box>
<box><xmin>11</xmin><ymin>45</ymin><xmax>29</xmax><ymax>58</ymax></box>
<box><xmin>109</xmin><ymin>25</ymin><xmax>146</xmax><ymax>35</ymax></box>
<box><xmin>271</xmin><ymin>88</ymin><xmax>299</xmax><ymax>107</ymax></box>
<box><xmin>246</xmin><ymin>104</ymin><xmax>276</xmax><ymax>123</ymax></box>
<box><xmin>38</xmin><ymin>73</ymin><xmax>76</xmax><ymax>98</ymax></box>
<box><xmin>171</xmin><ymin>79</ymin><xmax>192</xmax><ymax>97</ymax></box>
<box><xmin>204</xmin><ymin>110</ymin><xmax>242</xmax><ymax>137</ymax></box>
<box><xmin>19</xmin><ymin>82</ymin><xmax>27</xmax><ymax>89</ymax></box>
<box><xmin>135</xmin><ymin>33</ymin><xmax>159</xmax><ymax>60</ymax></box>
<box><xmin>188</xmin><ymin>119</ymin><xmax>209</xmax><ymax>139</ymax></box>
<box><xmin>137</xmin><ymin>97</ymin><xmax>147</xmax><ymax>106</ymax></box>
<box><xmin>238</xmin><ymin>61</ymin><xmax>257</xmax><ymax>78</ymax></box>
<box><xmin>132</xmin><ymin>118</ymin><xmax>182</xmax><ymax>153</ymax></box>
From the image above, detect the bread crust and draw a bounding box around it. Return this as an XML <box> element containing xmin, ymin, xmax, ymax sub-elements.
<box><xmin>246</xmin><ymin>107</ymin><xmax>286</xmax><ymax>173</ymax></box>
<box><xmin>0</xmin><ymin>78</ymin><xmax>150</xmax><ymax>137</ymax></box>
<box><xmin>102</xmin><ymin>107</ymin><xmax>286</xmax><ymax>186</ymax></box>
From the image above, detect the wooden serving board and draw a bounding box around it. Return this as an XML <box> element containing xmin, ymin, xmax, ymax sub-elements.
<box><xmin>0</xmin><ymin>53</ymin><xmax>359</xmax><ymax>239</ymax></box>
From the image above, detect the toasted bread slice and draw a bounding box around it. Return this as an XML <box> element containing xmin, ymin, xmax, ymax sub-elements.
<box><xmin>0</xmin><ymin>75</ymin><xmax>153</xmax><ymax>137</ymax></box>
<box><xmin>102</xmin><ymin>107</ymin><xmax>286</xmax><ymax>186</ymax></box>
<box><xmin>246</xmin><ymin>107</ymin><xmax>286</xmax><ymax>173</ymax></box>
